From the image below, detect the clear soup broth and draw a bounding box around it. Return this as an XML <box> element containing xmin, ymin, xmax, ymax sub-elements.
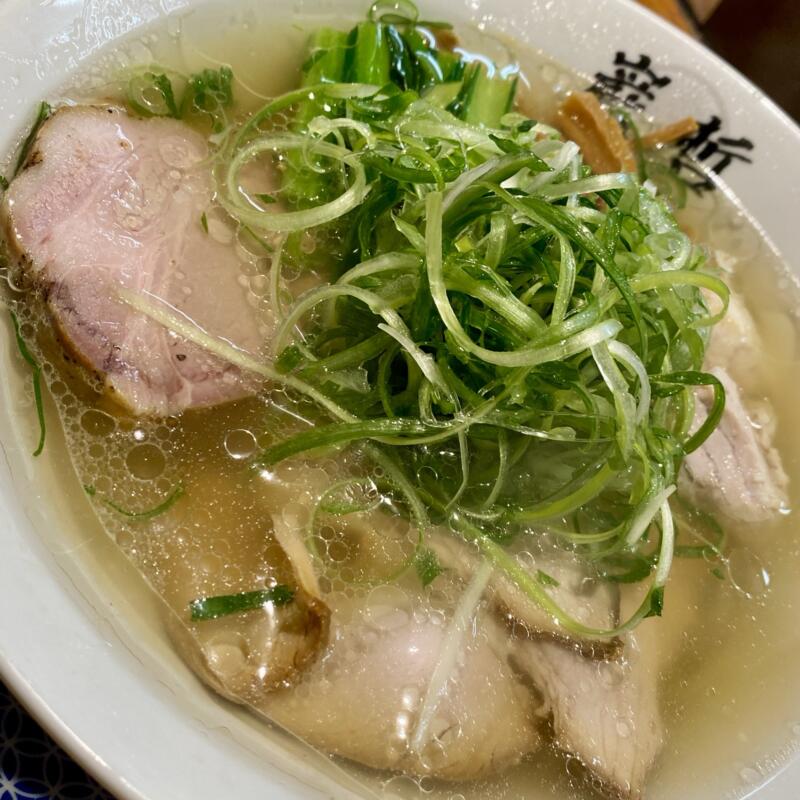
<box><xmin>2</xmin><ymin>3</ymin><xmax>800</xmax><ymax>800</ymax></box>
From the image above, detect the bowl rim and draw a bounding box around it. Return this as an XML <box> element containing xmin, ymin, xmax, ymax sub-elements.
<box><xmin>1</xmin><ymin>0</ymin><xmax>799</xmax><ymax>798</ymax></box>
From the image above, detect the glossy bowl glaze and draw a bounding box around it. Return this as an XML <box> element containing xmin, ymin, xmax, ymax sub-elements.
<box><xmin>0</xmin><ymin>1</ymin><xmax>798</xmax><ymax>798</ymax></box>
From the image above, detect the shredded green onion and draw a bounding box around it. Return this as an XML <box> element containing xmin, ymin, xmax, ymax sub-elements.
<box><xmin>84</xmin><ymin>483</ymin><xmax>185</xmax><ymax>521</ymax></box>
<box><xmin>189</xmin><ymin>585</ymin><xmax>294</xmax><ymax>621</ymax></box>
<box><xmin>118</xmin><ymin>2</ymin><xmax>728</xmax><ymax>631</ymax></box>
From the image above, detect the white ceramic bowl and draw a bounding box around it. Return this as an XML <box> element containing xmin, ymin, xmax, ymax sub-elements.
<box><xmin>0</xmin><ymin>1</ymin><xmax>798</xmax><ymax>798</ymax></box>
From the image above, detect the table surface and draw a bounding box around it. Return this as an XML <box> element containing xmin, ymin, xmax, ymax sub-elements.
<box><xmin>1</xmin><ymin>2</ymin><xmax>799</xmax><ymax>799</ymax></box>
<box><xmin>0</xmin><ymin>681</ymin><xmax>111</xmax><ymax>800</ymax></box>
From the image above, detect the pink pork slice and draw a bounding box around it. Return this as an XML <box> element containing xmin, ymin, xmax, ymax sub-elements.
<box><xmin>1</xmin><ymin>105</ymin><xmax>264</xmax><ymax>416</ymax></box>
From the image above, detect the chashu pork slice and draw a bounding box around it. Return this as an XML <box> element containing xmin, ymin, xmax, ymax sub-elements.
<box><xmin>1</xmin><ymin>105</ymin><xmax>264</xmax><ymax>416</ymax></box>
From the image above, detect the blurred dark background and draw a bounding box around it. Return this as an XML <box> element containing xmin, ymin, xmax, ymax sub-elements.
<box><xmin>702</xmin><ymin>0</ymin><xmax>800</xmax><ymax>121</ymax></box>
<box><xmin>640</xmin><ymin>0</ymin><xmax>800</xmax><ymax>121</ymax></box>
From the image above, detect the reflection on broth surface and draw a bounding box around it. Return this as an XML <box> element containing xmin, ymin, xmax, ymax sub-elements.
<box><xmin>1</xmin><ymin>3</ymin><xmax>800</xmax><ymax>800</ymax></box>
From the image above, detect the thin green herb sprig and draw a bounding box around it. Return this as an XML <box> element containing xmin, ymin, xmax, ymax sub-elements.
<box><xmin>10</xmin><ymin>311</ymin><xmax>46</xmax><ymax>457</ymax></box>
<box><xmin>84</xmin><ymin>483</ymin><xmax>185</xmax><ymax>521</ymax></box>
<box><xmin>14</xmin><ymin>102</ymin><xmax>52</xmax><ymax>177</ymax></box>
<box><xmin>126</xmin><ymin>66</ymin><xmax>234</xmax><ymax>132</ymax></box>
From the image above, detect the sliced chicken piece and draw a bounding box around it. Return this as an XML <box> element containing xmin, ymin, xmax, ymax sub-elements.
<box><xmin>678</xmin><ymin>287</ymin><xmax>789</xmax><ymax>520</ymax></box>
<box><xmin>162</xmin><ymin>471</ymin><xmax>330</xmax><ymax>704</ymax></box>
<box><xmin>2</xmin><ymin>105</ymin><xmax>265</xmax><ymax>416</ymax></box>
<box><xmin>432</xmin><ymin>531</ymin><xmax>662</xmax><ymax>796</ymax></box>
<box><xmin>513</xmin><ymin>599</ymin><xmax>663</xmax><ymax>800</ymax></box>
<box><xmin>168</xmin><ymin>467</ymin><xmax>539</xmax><ymax>781</ymax></box>
<box><xmin>261</xmin><ymin>591</ymin><xmax>540</xmax><ymax>781</ymax></box>
<box><xmin>173</xmin><ymin>578</ymin><xmax>539</xmax><ymax>780</ymax></box>
<box><xmin>168</xmin><ymin>579</ymin><xmax>329</xmax><ymax>706</ymax></box>
<box><xmin>429</xmin><ymin>532</ymin><xmax>620</xmax><ymax>656</ymax></box>
<box><xmin>680</xmin><ymin>367</ymin><xmax>788</xmax><ymax>522</ymax></box>
<box><xmin>428</xmin><ymin>528</ymin><xmax>662</xmax><ymax>795</ymax></box>
<box><xmin>702</xmin><ymin>287</ymin><xmax>765</xmax><ymax>393</ymax></box>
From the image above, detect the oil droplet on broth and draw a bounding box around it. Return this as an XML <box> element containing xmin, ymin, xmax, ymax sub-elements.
<box><xmin>205</xmin><ymin>630</ymin><xmax>250</xmax><ymax>677</ymax></box>
<box><xmin>125</xmin><ymin>442</ymin><xmax>166</xmax><ymax>480</ymax></box>
<box><xmin>615</xmin><ymin>720</ymin><xmax>631</xmax><ymax>739</ymax></box>
<box><xmin>281</xmin><ymin>501</ymin><xmax>311</xmax><ymax>530</ymax></box>
<box><xmin>382</xmin><ymin>775</ymin><xmax>423</xmax><ymax>798</ymax></box>
<box><xmin>80</xmin><ymin>408</ymin><xmax>116</xmax><ymax>437</ymax></box>
<box><xmin>224</xmin><ymin>428</ymin><xmax>257</xmax><ymax>460</ymax></box>
<box><xmin>727</xmin><ymin>548</ymin><xmax>771</xmax><ymax>598</ymax></box>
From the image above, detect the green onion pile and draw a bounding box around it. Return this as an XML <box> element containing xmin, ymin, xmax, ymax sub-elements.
<box><xmin>131</xmin><ymin>1</ymin><xmax>730</xmax><ymax>635</ymax></box>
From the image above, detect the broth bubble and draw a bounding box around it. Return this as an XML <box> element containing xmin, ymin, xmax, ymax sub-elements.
<box><xmin>382</xmin><ymin>775</ymin><xmax>420</xmax><ymax>798</ymax></box>
<box><xmin>81</xmin><ymin>409</ymin><xmax>116</xmax><ymax>437</ymax></box>
<box><xmin>727</xmin><ymin>548</ymin><xmax>771</xmax><ymax>598</ymax></box>
<box><xmin>125</xmin><ymin>443</ymin><xmax>166</xmax><ymax>480</ymax></box>
<box><xmin>224</xmin><ymin>428</ymin><xmax>257</xmax><ymax>460</ymax></box>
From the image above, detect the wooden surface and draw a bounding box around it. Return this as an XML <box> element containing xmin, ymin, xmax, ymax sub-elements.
<box><xmin>637</xmin><ymin>0</ymin><xmax>695</xmax><ymax>33</ymax></box>
<box><xmin>686</xmin><ymin>0</ymin><xmax>724</xmax><ymax>22</ymax></box>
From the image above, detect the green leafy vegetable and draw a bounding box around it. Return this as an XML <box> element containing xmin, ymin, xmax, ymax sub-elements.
<box><xmin>126</xmin><ymin>66</ymin><xmax>234</xmax><ymax>131</ymax></box>
<box><xmin>189</xmin><ymin>585</ymin><xmax>295</xmax><ymax>621</ymax></box>
<box><xmin>644</xmin><ymin>585</ymin><xmax>665</xmax><ymax>618</ymax></box>
<box><xmin>653</xmin><ymin>371</ymin><xmax>725</xmax><ymax>454</ymax></box>
<box><xmin>10</xmin><ymin>311</ymin><xmax>45</xmax><ymax>457</ymax></box>
<box><xmin>127</xmin><ymin>71</ymin><xmax>179</xmax><ymax>118</ymax></box>
<box><xmin>415</xmin><ymin>547</ymin><xmax>444</xmax><ymax>587</ymax></box>
<box><xmin>536</xmin><ymin>569</ymin><xmax>560</xmax><ymax>588</ymax></box>
<box><xmin>448</xmin><ymin>62</ymin><xmax>517</xmax><ymax>128</ymax></box>
<box><xmin>182</xmin><ymin>66</ymin><xmax>234</xmax><ymax>131</ymax></box>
